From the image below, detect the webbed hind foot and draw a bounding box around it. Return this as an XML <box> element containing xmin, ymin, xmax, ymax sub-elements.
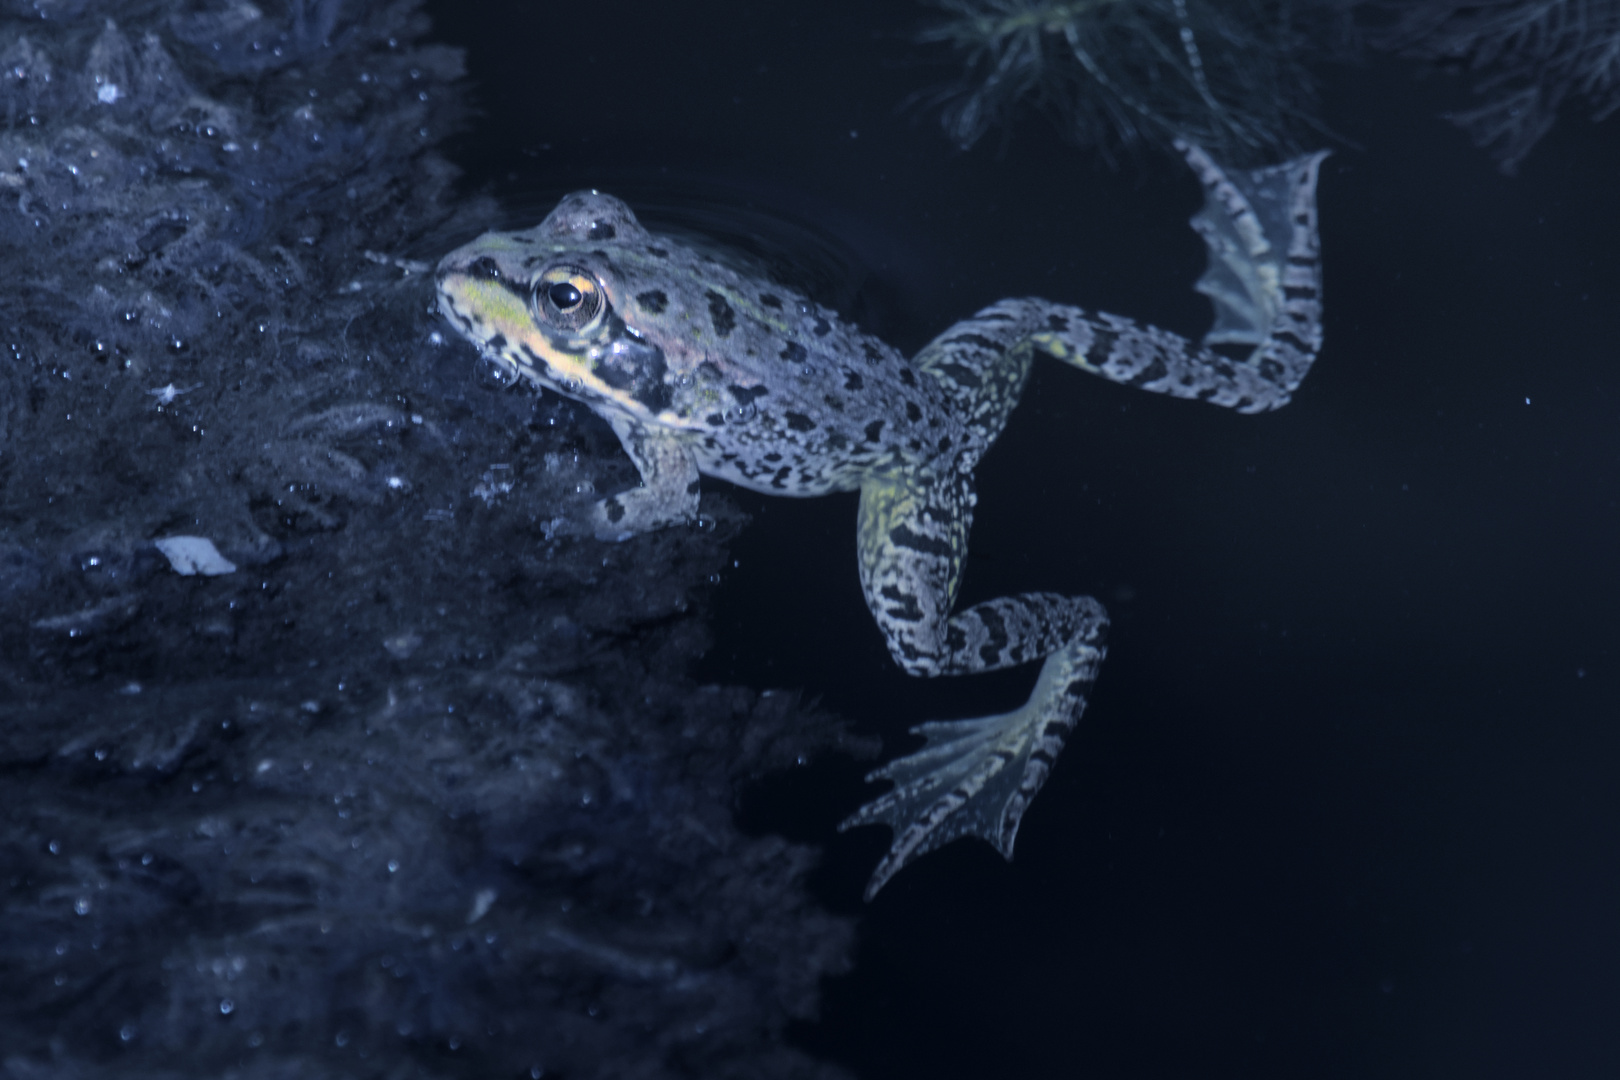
<box><xmin>841</xmin><ymin>620</ymin><xmax>1106</xmax><ymax>900</ymax></box>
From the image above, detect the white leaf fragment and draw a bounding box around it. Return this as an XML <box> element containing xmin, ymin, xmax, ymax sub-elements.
<box><xmin>154</xmin><ymin>536</ymin><xmax>237</xmax><ymax>576</ymax></box>
<box><xmin>466</xmin><ymin>888</ymin><xmax>497</xmax><ymax>924</ymax></box>
<box><xmin>148</xmin><ymin>382</ymin><xmax>200</xmax><ymax>405</ymax></box>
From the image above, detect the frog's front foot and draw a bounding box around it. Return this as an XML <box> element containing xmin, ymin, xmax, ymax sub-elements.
<box><xmin>840</xmin><ymin>631</ymin><xmax>1106</xmax><ymax>900</ymax></box>
<box><xmin>584</xmin><ymin>414</ymin><xmax>702</xmax><ymax>541</ymax></box>
<box><xmin>586</xmin><ymin>488</ymin><xmax>696</xmax><ymax>542</ymax></box>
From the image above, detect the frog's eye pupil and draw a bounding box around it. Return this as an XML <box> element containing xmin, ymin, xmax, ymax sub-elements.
<box><xmin>549</xmin><ymin>282</ymin><xmax>582</xmax><ymax>310</ymax></box>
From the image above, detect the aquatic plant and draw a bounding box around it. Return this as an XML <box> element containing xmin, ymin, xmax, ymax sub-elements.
<box><xmin>918</xmin><ymin>0</ymin><xmax>1333</xmax><ymax>165</ymax></box>
<box><xmin>1371</xmin><ymin>0</ymin><xmax>1620</xmax><ymax>173</ymax></box>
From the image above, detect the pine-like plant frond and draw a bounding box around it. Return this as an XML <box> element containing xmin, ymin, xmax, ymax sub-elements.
<box><xmin>918</xmin><ymin>0</ymin><xmax>1332</xmax><ymax>165</ymax></box>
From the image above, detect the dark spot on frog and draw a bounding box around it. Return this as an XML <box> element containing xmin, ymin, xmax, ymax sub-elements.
<box><xmin>588</xmin><ymin>221</ymin><xmax>616</xmax><ymax>241</ymax></box>
<box><xmin>465</xmin><ymin>256</ymin><xmax>502</xmax><ymax>281</ymax></box>
<box><xmin>828</xmin><ymin>431</ymin><xmax>849</xmax><ymax>451</ymax></box>
<box><xmin>759</xmin><ymin>293</ymin><xmax>782</xmax><ymax>309</ymax></box>
<box><xmin>698</xmin><ymin>361</ymin><xmax>725</xmax><ymax>383</ymax></box>
<box><xmin>944</xmin><ymin>332</ymin><xmax>1004</xmax><ymax>353</ymax></box>
<box><xmin>785</xmin><ymin>412</ymin><xmax>816</xmax><ymax>432</ymax></box>
<box><xmin>779</xmin><ymin>341</ymin><xmax>807</xmax><ymax>363</ymax></box>
<box><xmin>898</xmin><ymin>368</ymin><xmax>917</xmax><ymax>387</ymax></box>
<box><xmin>592</xmin><ymin>329</ymin><xmax>672</xmax><ymax>413</ymax></box>
<box><xmin>706</xmin><ymin>290</ymin><xmax>736</xmax><ymax>336</ymax></box>
<box><xmin>934</xmin><ymin>361</ymin><xmax>980</xmax><ymax>388</ymax></box>
<box><xmin>879</xmin><ymin>585</ymin><xmax>924</xmax><ymax>623</ymax></box>
<box><xmin>843</xmin><ymin>370</ymin><xmax>863</xmax><ymax>391</ymax></box>
<box><xmin>604</xmin><ymin>497</ymin><xmax>626</xmax><ymax>523</ymax></box>
<box><xmin>863</xmin><ymin>419</ymin><xmax>885</xmax><ymax>443</ymax></box>
<box><xmin>636</xmin><ymin>290</ymin><xmax>668</xmax><ymax>313</ymax></box>
<box><xmin>905</xmin><ymin>402</ymin><xmax>923</xmax><ymax>423</ymax></box>
<box><xmin>938</xmin><ymin>436</ymin><xmax>952</xmax><ymax>451</ymax></box>
<box><xmin>823</xmin><ymin>395</ymin><xmax>844</xmax><ymax>412</ymax></box>
<box><xmin>1047</xmin><ymin>313</ymin><xmax>1069</xmax><ymax>332</ymax></box>
<box><xmin>646</xmin><ymin>245</ymin><xmax>668</xmax><ymax>257</ymax></box>
<box><xmin>812</xmin><ymin>316</ymin><xmax>831</xmax><ymax>336</ymax></box>
<box><xmin>763</xmin><ymin>451</ymin><xmax>783</xmax><ymax>463</ymax></box>
<box><xmin>706</xmin><ymin>413</ymin><xmax>724</xmax><ymax>426</ymax></box>
<box><xmin>486</xmin><ymin>333</ymin><xmax>507</xmax><ymax>353</ymax></box>
<box><xmin>1084</xmin><ymin>325</ymin><xmax>1121</xmax><ymax>366</ymax></box>
<box><xmin>727</xmin><ymin>384</ymin><xmax>770</xmax><ymax>406</ymax></box>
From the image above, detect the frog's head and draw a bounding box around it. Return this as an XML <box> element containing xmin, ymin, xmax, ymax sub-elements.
<box><xmin>435</xmin><ymin>192</ymin><xmax>677</xmax><ymax>419</ymax></box>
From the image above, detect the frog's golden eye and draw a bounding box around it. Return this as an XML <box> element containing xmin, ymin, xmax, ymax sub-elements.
<box><xmin>533</xmin><ymin>265</ymin><xmax>605</xmax><ymax>333</ymax></box>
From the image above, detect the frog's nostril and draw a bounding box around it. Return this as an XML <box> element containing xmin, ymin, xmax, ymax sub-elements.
<box><xmin>466</xmin><ymin>256</ymin><xmax>502</xmax><ymax>281</ymax></box>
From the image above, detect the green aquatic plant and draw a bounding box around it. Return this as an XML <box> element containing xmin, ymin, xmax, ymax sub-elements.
<box><xmin>918</xmin><ymin>0</ymin><xmax>1333</xmax><ymax>164</ymax></box>
<box><xmin>1372</xmin><ymin>0</ymin><xmax>1620</xmax><ymax>173</ymax></box>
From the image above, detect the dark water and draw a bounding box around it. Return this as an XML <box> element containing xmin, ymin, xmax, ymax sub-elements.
<box><xmin>426</xmin><ymin>2</ymin><xmax>1620</xmax><ymax>1077</ymax></box>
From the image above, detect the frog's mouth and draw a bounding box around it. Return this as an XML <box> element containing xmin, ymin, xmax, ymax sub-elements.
<box><xmin>436</xmin><ymin>256</ymin><xmax>673</xmax><ymax>417</ymax></box>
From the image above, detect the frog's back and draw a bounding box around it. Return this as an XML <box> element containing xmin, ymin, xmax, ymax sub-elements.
<box><xmin>535</xmin><ymin>193</ymin><xmax>963</xmax><ymax>494</ymax></box>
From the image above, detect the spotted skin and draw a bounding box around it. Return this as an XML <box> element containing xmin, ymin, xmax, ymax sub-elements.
<box><xmin>436</xmin><ymin>144</ymin><xmax>1330</xmax><ymax>899</ymax></box>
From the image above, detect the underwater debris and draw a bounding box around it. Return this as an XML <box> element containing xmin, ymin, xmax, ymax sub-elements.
<box><xmin>153</xmin><ymin>535</ymin><xmax>237</xmax><ymax>576</ymax></box>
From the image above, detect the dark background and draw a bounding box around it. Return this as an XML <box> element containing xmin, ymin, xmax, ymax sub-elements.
<box><xmin>424</xmin><ymin>3</ymin><xmax>1620</xmax><ymax>1077</ymax></box>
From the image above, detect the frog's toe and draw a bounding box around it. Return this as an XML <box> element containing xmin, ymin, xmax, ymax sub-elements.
<box><xmin>839</xmin><ymin>705</ymin><xmax>1053</xmax><ymax>901</ymax></box>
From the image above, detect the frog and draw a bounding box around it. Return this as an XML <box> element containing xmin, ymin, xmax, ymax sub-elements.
<box><xmin>435</xmin><ymin>141</ymin><xmax>1329</xmax><ymax>900</ymax></box>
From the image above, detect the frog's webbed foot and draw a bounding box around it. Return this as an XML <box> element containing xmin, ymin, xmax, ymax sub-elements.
<box><xmin>588</xmin><ymin>410</ymin><xmax>700</xmax><ymax>542</ymax></box>
<box><xmin>1177</xmin><ymin>140</ymin><xmax>1329</xmax><ymax>395</ymax></box>
<box><xmin>840</xmin><ymin>613</ymin><xmax>1107</xmax><ymax>901</ymax></box>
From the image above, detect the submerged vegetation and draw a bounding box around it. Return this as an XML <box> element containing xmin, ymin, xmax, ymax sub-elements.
<box><xmin>919</xmin><ymin>0</ymin><xmax>1620</xmax><ymax>171</ymax></box>
<box><xmin>917</xmin><ymin>0</ymin><xmax>1336</xmax><ymax>165</ymax></box>
<box><xmin>1373</xmin><ymin>0</ymin><xmax>1620</xmax><ymax>173</ymax></box>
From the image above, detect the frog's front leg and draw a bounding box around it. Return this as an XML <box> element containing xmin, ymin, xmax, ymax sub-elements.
<box><xmin>840</xmin><ymin>471</ymin><xmax>1108</xmax><ymax>900</ymax></box>
<box><xmin>590</xmin><ymin>411</ymin><xmax>700</xmax><ymax>541</ymax></box>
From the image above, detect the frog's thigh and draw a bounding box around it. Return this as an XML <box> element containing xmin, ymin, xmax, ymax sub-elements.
<box><xmin>913</xmin><ymin>328</ymin><xmax>1035</xmax><ymax>453</ymax></box>
<box><xmin>592</xmin><ymin>412</ymin><xmax>700</xmax><ymax>541</ymax></box>
<box><xmin>856</xmin><ymin>473</ymin><xmax>971</xmax><ymax>675</ymax></box>
<box><xmin>857</xmin><ymin>472</ymin><xmax>1099</xmax><ymax>677</ymax></box>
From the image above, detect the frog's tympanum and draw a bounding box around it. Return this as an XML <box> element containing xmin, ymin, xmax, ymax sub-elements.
<box><xmin>437</xmin><ymin>144</ymin><xmax>1329</xmax><ymax>899</ymax></box>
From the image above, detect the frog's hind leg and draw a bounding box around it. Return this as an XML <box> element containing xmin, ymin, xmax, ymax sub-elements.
<box><xmin>841</xmin><ymin>471</ymin><xmax>1108</xmax><ymax>899</ymax></box>
<box><xmin>913</xmin><ymin>143</ymin><xmax>1329</xmax><ymax>429</ymax></box>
